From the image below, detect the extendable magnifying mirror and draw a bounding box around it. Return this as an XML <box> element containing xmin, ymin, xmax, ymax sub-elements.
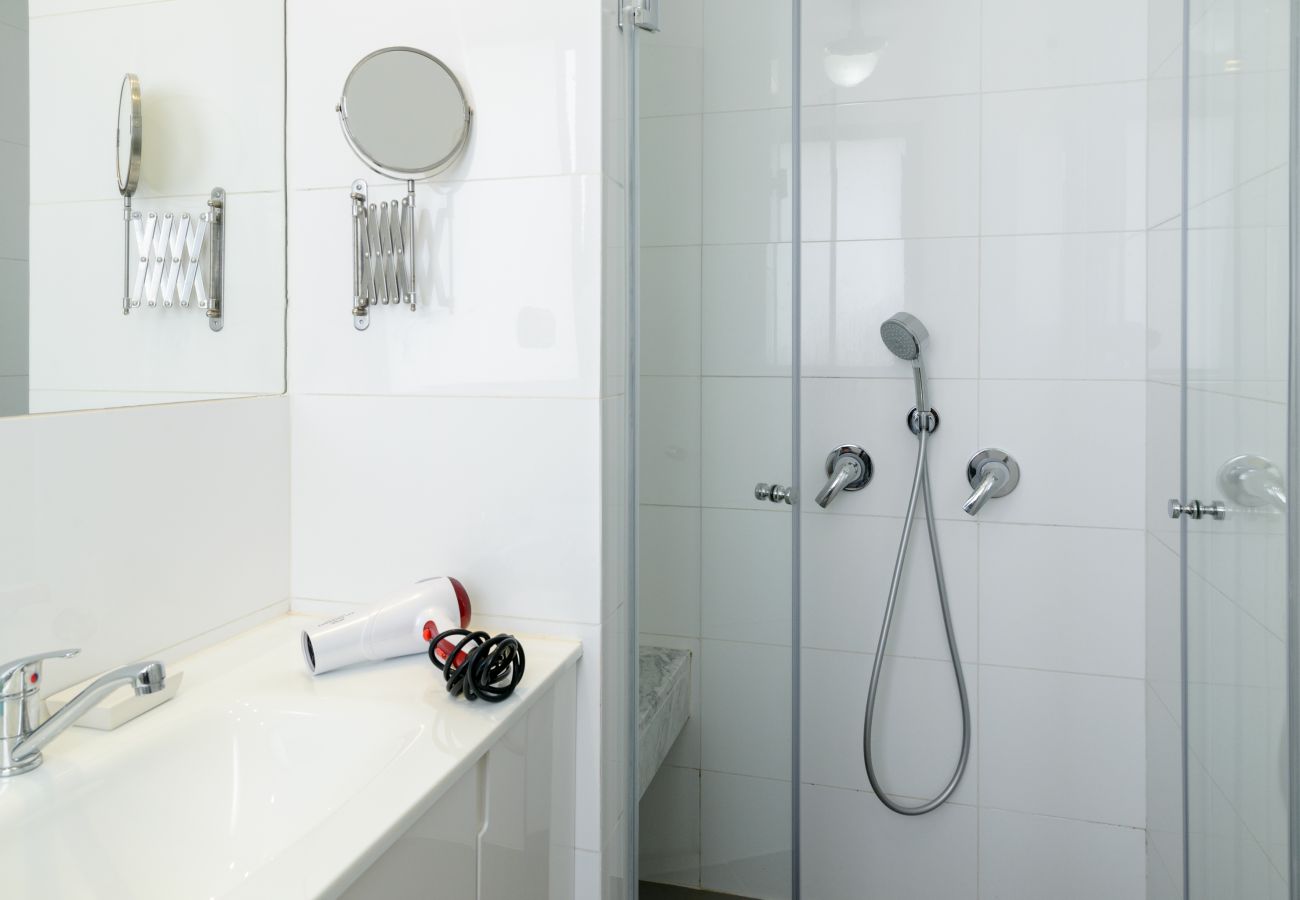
<box><xmin>116</xmin><ymin>73</ymin><xmax>141</xmax><ymax>315</ymax></box>
<box><xmin>336</xmin><ymin>47</ymin><xmax>472</xmax><ymax>330</ymax></box>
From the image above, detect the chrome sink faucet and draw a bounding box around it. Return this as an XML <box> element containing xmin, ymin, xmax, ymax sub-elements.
<box><xmin>0</xmin><ymin>649</ymin><xmax>166</xmax><ymax>777</ymax></box>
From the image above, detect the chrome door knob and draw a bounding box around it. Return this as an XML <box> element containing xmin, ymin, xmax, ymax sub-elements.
<box><xmin>755</xmin><ymin>483</ymin><xmax>795</xmax><ymax>505</ymax></box>
<box><xmin>1168</xmin><ymin>499</ymin><xmax>1226</xmax><ymax>521</ymax></box>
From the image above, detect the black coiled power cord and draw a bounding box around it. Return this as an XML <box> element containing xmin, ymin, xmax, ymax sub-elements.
<box><xmin>428</xmin><ymin>629</ymin><xmax>526</xmax><ymax>702</ymax></box>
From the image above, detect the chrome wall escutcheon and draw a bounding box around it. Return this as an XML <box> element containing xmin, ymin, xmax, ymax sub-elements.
<box><xmin>1168</xmin><ymin>499</ymin><xmax>1227</xmax><ymax>520</ymax></box>
<box><xmin>815</xmin><ymin>444</ymin><xmax>873</xmax><ymax>509</ymax></box>
<box><xmin>963</xmin><ymin>449</ymin><xmax>1020</xmax><ymax>516</ymax></box>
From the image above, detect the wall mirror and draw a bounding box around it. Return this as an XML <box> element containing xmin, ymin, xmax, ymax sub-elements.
<box><xmin>337</xmin><ymin>47</ymin><xmax>472</xmax><ymax>179</ymax></box>
<box><xmin>336</xmin><ymin>46</ymin><xmax>471</xmax><ymax>330</ymax></box>
<box><xmin>0</xmin><ymin>2</ymin><xmax>286</xmax><ymax>418</ymax></box>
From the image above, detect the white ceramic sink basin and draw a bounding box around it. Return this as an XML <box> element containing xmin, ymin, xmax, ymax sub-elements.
<box><xmin>0</xmin><ymin>613</ymin><xmax>581</xmax><ymax>899</ymax></box>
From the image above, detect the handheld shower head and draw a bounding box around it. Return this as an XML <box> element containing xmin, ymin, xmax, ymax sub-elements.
<box><xmin>880</xmin><ymin>312</ymin><xmax>931</xmax><ymax>414</ymax></box>
<box><xmin>880</xmin><ymin>312</ymin><xmax>929</xmax><ymax>363</ymax></box>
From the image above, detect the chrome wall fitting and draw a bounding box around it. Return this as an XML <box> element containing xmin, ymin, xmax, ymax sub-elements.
<box><xmin>754</xmin><ymin>482</ymin><xmax>796</xmax><ymax>505</ymax></box>
<box><xmin>124</xmin><ymin>187</ymin><xmax>227</xmax><ymax>332</ymax></box>
<box><xmin>1218</xmin><ymin>454</ymin><xmax>1287</xmax><ymax>510</ymax></box>
<box><xmin>908</xmin><ymin>408</ymin><xmax>939</xmax><ymax>435</ymax></box>
<box><xmin>1168</xmin><ymin>499</ymin><xmax>1227</xmax><ymax>520</ymax></box>
<box><xmin>815</xmin><ymin>445</ymin><xmax>873</xmax><ymax>509</ymax></box>
<box><xmin>963</xmin><ymin>449</ymin><xmax>1020</xmax><ymax>516</ymax></box>
<box><xmin>349</xmin><ymin>178</ymin><xmax>415</xmax><ymax>331</ymax></box>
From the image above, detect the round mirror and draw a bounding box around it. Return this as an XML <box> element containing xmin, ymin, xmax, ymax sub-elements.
<box><xmin>338</xmin><ymin>47</ymin><xmax>472</xmax><ymax>180</ymax></box>
<box><xmin>116</xmin><ymin>73</ymin><xmax>141</xmax><ymax>197</ymax></box>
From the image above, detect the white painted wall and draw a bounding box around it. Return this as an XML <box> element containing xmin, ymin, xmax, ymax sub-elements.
<box><xmin>0</xmin><ymin>0</ymin><xmax>27</xmax><ymax>416</ymax></box>
<box><xmin>25</xmin><ymin>0</ymin><xmax>285</xmax><ymax>413</ymax></box>
<box><xmin>283</xmin><ymin>1</ymin><xmax>629</xmax><ymax>895</ymax></box>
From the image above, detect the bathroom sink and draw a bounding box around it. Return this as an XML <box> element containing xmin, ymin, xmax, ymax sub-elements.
<box><xmin>0</xmin><ymin>698</ymin><xmax>426</xmax><ymax>898</ymax></box>
<box><xmin>0</xmin><ymin>614</ymin><xmax>580</xmax><ymax>899</ymax></box>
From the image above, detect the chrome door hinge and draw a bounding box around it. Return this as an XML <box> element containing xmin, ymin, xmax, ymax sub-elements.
<box><xmin>1168</xmin><ymin>499</ymin><xmax>1227</xmax><ymax>520</ymax></box>
<box><xmin>620</xmin><ymin>0</ymin><xmax>660</xmax><ymax>32</ymax></box>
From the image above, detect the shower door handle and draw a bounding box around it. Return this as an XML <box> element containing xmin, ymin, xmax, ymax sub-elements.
<box><xmin>755</xmin><ymin>482</ymin><xmax>795</xmax><ymax>505</ymax></box>
<box><xmin>1168</xmin><ymin>499</ymin><xmax>1226</xmax><ymax>520</ymax></box>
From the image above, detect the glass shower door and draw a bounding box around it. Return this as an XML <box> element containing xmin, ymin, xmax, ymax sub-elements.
<box><xmin>630</xmin><ymin>0</ymin><xmax>798</xmax><ymax>897</ymax></box>
<box><xmin>1179</xmin><ymin>0</ymin><xmax>1294</xmax><ymax>896</ymax></box>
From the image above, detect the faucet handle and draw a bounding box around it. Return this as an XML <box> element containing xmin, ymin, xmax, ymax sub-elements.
<box><xmin>0</xmin><ymin>649</ymin><xmax>79</xmax><ymax>696</ymax></box>
<box><xmin>964</xmin><ymin>450</ymin><xmax>1020</xmax><ymax>516</ymax></box>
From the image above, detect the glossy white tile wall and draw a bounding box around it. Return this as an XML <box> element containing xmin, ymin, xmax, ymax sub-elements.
<box><xmin>0</xmin><ymin>8</ymin><xmax>25</xmax><ymax>417</ymax></box>
<box><xmin>0</xmin><ymin>396</ymin><xmax>289</xmax><ymax>692</ymax></box>
<box><xmin>25</xmin><ymin>0</ymin><xmax>285</xmax><ymax>408</ymax></box>
<box><xmin>284</xmin><ymin>0</ymin><xmax>626</xmax><ymax>895</ymax></box>
<box><xmin>798</xmin><ymin>0</ymin><xmax>1152</xmax><ymax>896</ymax></box>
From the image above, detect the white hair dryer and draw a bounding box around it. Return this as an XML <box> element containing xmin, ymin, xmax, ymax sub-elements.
<box><xmin>301</xmin><ymin>576</ymin><xmax>471</xmax><ymax>675</ymax></box>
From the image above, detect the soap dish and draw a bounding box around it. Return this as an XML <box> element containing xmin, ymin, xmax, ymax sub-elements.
<box><xmin>45</xmin><ymin>670</ymin><xmax>184</xmax><ymax>731</ymax></box>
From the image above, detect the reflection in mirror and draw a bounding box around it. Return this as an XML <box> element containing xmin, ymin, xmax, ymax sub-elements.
<box><xmin>338</xmin><ymin>47</ymin><xmax>471</xmax><ymax>178</ymax></box>
<box><xmin>0</xmin><ymin>2</ymin><xmax>286</xmax><ymax>419</ymax></box>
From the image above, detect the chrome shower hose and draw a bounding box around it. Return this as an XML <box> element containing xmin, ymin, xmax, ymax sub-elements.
<box><xmin>863</xmin><ymin>424</ymin><xmax>971</xmax><ymax>815</ymax></box>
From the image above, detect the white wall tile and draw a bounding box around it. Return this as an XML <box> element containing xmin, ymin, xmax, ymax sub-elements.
<box><xmin>980</xmin><ymin>666</ymin><xmax>1145</xmax><ymax>826</ymax></box>
<box><xmin>701</xmin><ymin>638</ymin><xmax>790</xmax><ymax>781</ymax></box>
<box><xmin>640</xmin><ymin>0</ymin><xmax>702</xmax><ymax>118</ymax></box>
<box><xmin>800</xmin><ymin>512</ymin><xmax>977</xmax><ymax>661</ymax></box>
<box><xmin>0</xmin><ymin>396</ymin><xmax>289</xmax><ymax>692</ymax></box>
<box><xmin>801</xmin><ymin>377</ymin><xmax>979</xmax><ymax>520</ymax></box>
<box><xmin>0</xmin><ymin>376</ymin><xmax>26</xmax><ymax>416</ymax></box>
<box><xmin>802</xmin><ymin>649</ymin><xmax>977</xmax><ymax>806</ymax></box>
<box><xmin>290</xmin><ymin>394</ymin><xmax>603</xmax><ymax>626</ymax></box>
<box><xmin>702</xmin><ymin>0</ymin><xmax>792</xmax><ymax>112</ymax></box>
<box><xmin>30</xmin><ymin>192</ymin><xmax>285</xmax><ymax>398</ymax></box>
<box><xmin>982</xmin><ymin>83</ymin><xmax>1147</xmax><ymax>235</ymax></box>
<box><xmin>641</xmin><ymin>376</ymin><xmax>701</xmax><ymax>508</ymax></box>
<box><xmin>701</xmin><ymin>376</ymin><xmax>791</xmax><ymax>509</ymax></box>
<box><xmin>980</xmin><ymin>233</ymin><xmax>1147</xmax><ymax>380</ymax></box>
<box><xmin>703</xmin><ymin>108</ymin><xmax>793</xmax><ymax>245</ymax></box>
<box><xmin>978</xmin><ymin>380</ymin><xmax>1146</xmax><ymax>529</ymax></box>
<box><xmin>639</xmin><ymin>765</ymin><xmax>701</xmax><ymax>887</ymax></box>
<box><xmin>800</xmin><ymin>0</ymin><xmax>980</xmax><ymax>107</ymax></box>
<box><xmin>701</xmin><ymin>508</ymin><xmax>790</xmax><ymax>645</ymax></box>
<box><xmin>642</xmin><ymin>246</ymin><xmax>701</xmax><ymax>378</ymax></box>
<box><xmin>287</xmin><ymin>176</ymin><xmax>602</xmax><ymax>399</ymax></box>
<box><xmin>639</xmin><ymin>505</ymin><xmax>701</xmax><ymax>638</ymax></box>
<box><xmin>800</xmin><ymin>783</ymin><xmax>977</xmax><ymax>900</ymax></box>
<box><xmin>700</xmin><ymin>771</ymin><xmax>792</xmax><ymax>899</ymax></box>
<box><xmin>982</xmin><ymin>0</ymin><xmax>1147</xmax><ymax>92</ymax></box>
<box><xmin>802</xmin><ymin>94</ymin><xmax>980</xmax><ymax>241</ymax></box>
<box><xmin>980</xmin><ymin>523</ymin><xmax>1145</xmax><ymax>678</ymax></box>
<box><xmin>801</xmin><ymin>238</ymin><xmax>979</xmax><ymax>380</ymax></box>
<box><xmin>978</xmin><ymin>808</ymin><xmax>1146</xmax><ymax>900</ymax></box>
<box><xmin>30</xmin><ymin>0</ymin><xmax>283</xmax><ymax>204</ymax></box>
<box><xmin>0</xmin><ymin>1</ymin><xmax>25</xmax><ymax>29</ymax></box>
<box><xmin>0</xmin><ymin>259</ymin><xmax>28</xmax><ymax>378</ymax></box>
<box><xmin>702</xmin><ymin>243</ymin><xmax>793</xmax><ymax>377</ymax></box>
<box><xmin>641</xmin><ymin>114</ymin><xmax>702</xmax><ymax>247</ymax></box>
<box><xmin>0</xmin><ymin>20</ymin><xmax>28</xmax><ymax>147</ymax></box>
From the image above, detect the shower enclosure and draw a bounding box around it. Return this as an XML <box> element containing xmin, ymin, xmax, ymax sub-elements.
<box><xmin>625</xmin><ymin>0</ymin><xmax>1299</xmax><ymax>897</ymax></box>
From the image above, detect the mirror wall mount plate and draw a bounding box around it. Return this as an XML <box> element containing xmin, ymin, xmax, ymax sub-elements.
<box><xmin>336</xmin><ymin>47</ymin><xmax>473</xmax><ymax>331</ymax></box>
<box><xmin>117</xmin><ymin>73</ymin><xmax>142</xmax><ymax>316</ymax></box>
<box><xmin>115</xmin><ymin>74</ymin><xmax>227</xmax><ymax>331</ymax></box>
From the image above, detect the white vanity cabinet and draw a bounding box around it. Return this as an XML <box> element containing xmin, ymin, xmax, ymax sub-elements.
<box><xmin>338</xmin><ymin>668</ymin><xmax>578</xmax><ymax>900</ymax></box>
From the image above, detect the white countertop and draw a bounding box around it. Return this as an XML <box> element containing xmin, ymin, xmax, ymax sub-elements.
<box><xmin>0</xmin><ymin>614</ymin><xmax>581</xmax><ymax>900</ymax></box>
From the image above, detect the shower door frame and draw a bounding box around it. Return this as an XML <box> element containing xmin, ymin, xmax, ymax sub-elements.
<box><xmin>622</xmin><ymin>0</ymin><xmax>805</xmax><ymax>894</ymax></box>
